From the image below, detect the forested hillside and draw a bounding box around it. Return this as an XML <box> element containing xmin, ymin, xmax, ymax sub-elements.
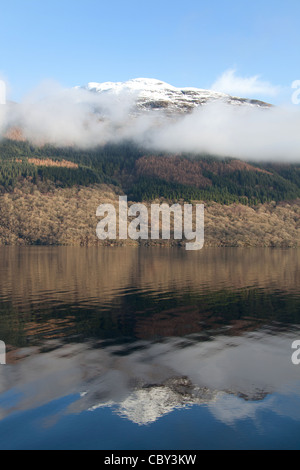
<box><xmin>0</xmin><ymin>139</ymin><xmax>299</xmax><ymax>205</ymax></box>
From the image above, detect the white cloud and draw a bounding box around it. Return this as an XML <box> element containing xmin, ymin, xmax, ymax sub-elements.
<box><xmin>147</xmin><ymin>102</ymin><xmax>300</xmax><ymax>161</ymax></box>
<box><xmin>211</xmin><ymin>69</ymin><xmax>281</xmax><ymax>98</ymax></box>
<box><xmin>1</xmin><ymin>81</ymin><xmax>300</xmax><ymax>162</ymax></box>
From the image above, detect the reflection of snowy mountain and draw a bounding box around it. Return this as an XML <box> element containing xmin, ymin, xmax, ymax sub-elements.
<box><xmin>89</xmin><ymin>377</ymin><xmax>220</xmax><ymax>425</ymax></box>
<box><xmin>1</xmin><ymin>327</ymin><xmax>300</xmax><ymax>425</ymax></box>
<box><xmin>86</xmin><ymin>377</ymin><xmax>273</xmax><ymax>425</ymax></box>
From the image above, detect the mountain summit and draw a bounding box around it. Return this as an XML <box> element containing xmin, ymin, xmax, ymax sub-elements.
<box><xmin>81</xmin><ymin>77</ymin><xmax>272</xmax><ymax>113</ymax></box>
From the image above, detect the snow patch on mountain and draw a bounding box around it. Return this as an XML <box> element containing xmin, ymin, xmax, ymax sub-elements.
<box><xmin>80</xmin><ymin>77</ymin><xmax>271</xmax><ymax>114</ymax></box>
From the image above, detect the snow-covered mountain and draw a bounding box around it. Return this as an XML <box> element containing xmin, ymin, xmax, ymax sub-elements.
<box><xmin>80</xmin><ymin>77</ymin><xmax>272</xmax><ymax>114</ymax></box>
<box><xmin>2</xmin><ymin>78</ymin><xmax>273</xmax><ymax>146</ymax></box>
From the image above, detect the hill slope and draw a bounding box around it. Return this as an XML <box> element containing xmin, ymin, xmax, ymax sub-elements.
<box><xmin>0</xmin><ymin>139</ymin><xmax>299</xmax><ymax>247</ymax></box>
<box><xmin>0</xmin><ymin>139</ymin><xmax>299</xmax><ymax>205</ymax></box>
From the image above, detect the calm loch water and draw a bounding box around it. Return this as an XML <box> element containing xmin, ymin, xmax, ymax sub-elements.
<box><xmin>0</xmin><ymin>247</ymin><xmax>300</xmax><ymax>450</ymax></box>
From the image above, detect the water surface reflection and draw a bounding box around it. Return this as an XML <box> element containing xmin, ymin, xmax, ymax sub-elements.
<box><xmin>0</xmin><ymin>247</ymin><xmax>299</xmax><ymax>449</ymax></box>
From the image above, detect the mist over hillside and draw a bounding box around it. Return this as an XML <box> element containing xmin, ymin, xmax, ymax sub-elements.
<box><xmin>0</xmin><ymin>78</ymin><xmax>300</xmax><ymax>161</ymax></box>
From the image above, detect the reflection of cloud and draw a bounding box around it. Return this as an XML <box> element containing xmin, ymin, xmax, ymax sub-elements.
<box><xmin>0</xmin><ymin>327</ymin><xmax>300</xmax><ymax>426</ymax></box>
<box><xmin>209</xmin><ymin>385</ymin><xmax>300</xmax><ymax>426</ymax></box>
<box><xmin>209</xmin><ymin>393</ymin><xmax>269</xmax><ymax>425</ymax></box>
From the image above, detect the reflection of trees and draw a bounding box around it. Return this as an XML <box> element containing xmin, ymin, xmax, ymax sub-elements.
<box><xmin>0</xmin><ymin>247</ymin><xmax>299</xmax><ymax>346</ymax></box>
<box><xmin>1</xmin><ymin>247</ymin><xmax>299</xmax><ymax>303</ymax></box>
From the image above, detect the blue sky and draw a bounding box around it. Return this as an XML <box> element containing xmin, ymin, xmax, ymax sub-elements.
<box><xmin>0</xmin><ymin>0</ymin><xmax>299</xmax><ymax>103</ymax></box>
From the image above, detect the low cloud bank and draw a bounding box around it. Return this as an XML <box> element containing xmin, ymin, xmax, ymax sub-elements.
<box><xmin>1</xmin><ymin>81</ymin><xmax>300</xmax><ymax>162</ymax></box>
<box><xmin>149</xmin><ymin>103</ymin><xmax>300</xmax><ymax>161</ymax></box>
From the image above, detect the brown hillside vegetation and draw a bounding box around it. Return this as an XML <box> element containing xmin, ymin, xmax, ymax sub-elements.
<box><xmin>136</xmin><ymin>155</ymin><xmax>270</xmax><ymax>188</ymax></box>
<box><xmin>136</xmin><ymin>156</ymin><xmax>212</xmax><ymax>188</ymax></box>
<box><xmin>5</xmin><ymin>127</ymin><xmax>27</xmax><ymax>142</ymax></box>
<box><xmin>27</xmin><ymin>158</ymin><xmax>79</xmax><ymax>169</ymax></box>
<box><xmin>0</xmin><ymin>183</ymin><xmax>299</xmax><ymax>247</ymax></box>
